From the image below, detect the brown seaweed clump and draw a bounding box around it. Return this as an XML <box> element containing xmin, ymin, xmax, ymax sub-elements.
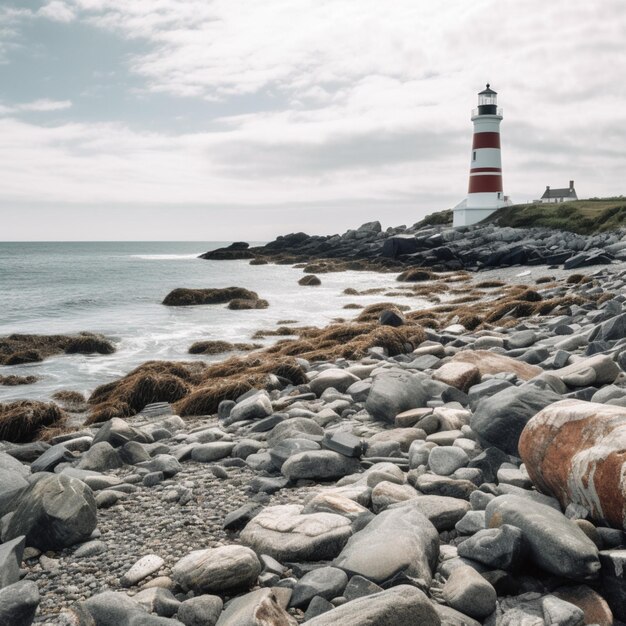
<box><xmin>396</xmin><ymin>269</ymin><xmax>437</xmax><ymax>282</ymax></box>
<box><xmin>0</xmin><ymin>400</ymin><xmax>67</xmax><ymax>443</ymax></box>
<box><xmin>162</xmin><ymin>287</ymin><xmax>260</xmax><ymax>306</ymax></box>
<box><xmin>51</xmin><ymin>390</ymin><xmax>88</xmax><ymax>413</ymax></box>
<box><xmin>355</xmin><ymin>302</ymin><xmax>410</xmax><ymax>323</ymax></box>
<box><xmin>0</xmin><ymin>333</ymin><xmax>116</xmax><ymax>366</ymax></box>
<box><xmin>0</xmin><ymin>375</ymin><xmax>38</xmax><ymax>386</ymax></box>
<box><xmin>188</xmin><ymin>341</ymin><xmax>262</xmax><ymax>355</ymax></box>
<box><xmin>87</xmin><ymin>360</ymin><xmax>206</xmax><ymax>424</ymax></box>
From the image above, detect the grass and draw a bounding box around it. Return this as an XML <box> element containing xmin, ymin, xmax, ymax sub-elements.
<box><xmin>484</xmin><ymin>198</ymin><xmax>626</xmax><ymax>234</ymax></box>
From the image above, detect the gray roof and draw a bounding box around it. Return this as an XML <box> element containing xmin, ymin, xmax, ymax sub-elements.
<box><xmin>479</xmin><ymin>83</ymin><xmax>497</xmax><ymax>95</ymax></box>
<box><xmin>541</xmin><ymin>187</ymin><xmax>578</xmax><ymax>199</ymax></box>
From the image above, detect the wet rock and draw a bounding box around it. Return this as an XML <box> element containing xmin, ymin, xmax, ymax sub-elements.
<box><xmin>4</xmin><ymin>474</ymin><xmax>97</xmax><ymax>551</ymax></box>
<box><xmin>334</xmin><ymin>499</ymin><xmax>439</xmax><ymax>586</ymax></box>
<box><xmin>240</xmin><ymin>504</ymin><xmax>352</xmax><ymax>561</ymax></box>
<box><xmin>171</xmin><ymin>545</ymin><xmax>261</xmax><ymax>593</ymax></box>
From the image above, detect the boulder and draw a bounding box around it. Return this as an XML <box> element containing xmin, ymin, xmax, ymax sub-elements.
<box><xmin>76</xmin><ymin>441</ymin><xmax>122</xmax><ymax>472</ymax></box>
<box><xmin>0</xmin><ymin>452</ymin><xmax>29</xmax><ymax>517</ymax></box>
<box><xmin>365</xmin><ymin>370</ymin><xmax>429</xmax><ymax>423</ymax></box>
<box><xmin>442</xmin><ymin>565</ymin><xmax>497</xmax><ymax>620</ymax></box>
<box><xmin>520</xmin><ymin>399</ymin><xmax>626</xmax><ymax>529</ymax></box>
<box><xmin>408</xmin><ymin>495</ymin><xmax>471</xmax><ymax>531</ymax></box>
<box><xmin>171</xmin><ymin>545</ymin><xmax>261</xmax><ymax>593</ymax></box>
<box><xmin>0</xmin><ymin>580</ymin><xmax>40</xmax><ymax>626</ymax></box>
<box><xmin>428</xmin><ymin>446</ymin><xmax>469</xmax><ymax>476</ymax></box>
<box><xmin>214</xmin><ymin>588</ymin><xmax>296</xmax><ymax>626</ymax></box>
<box><xmin>450</xmin><ymin>350</ymin><xmax>542</xmax><ymax>381</ymax></box>
<box><xmin>177</xmin><ymin>595</ymin><xmax>223</xmax><ymax>626</ymax></box>
<box><xmin>304</xmin><ymin>584</ymin><xmax>440</xmax><ymax>626</ymax></box>
<box><xmin>485</xmin><ymin>495</ymin><xmax>600</xmax><ymax>580</ymax></box>
<box><xmin>226</xmin><ymin>392</ymin><xmax>272</xmax><ymax>425</ymax></box>
<box><xmin>266</xmin><ymin>418</ymin><xmax>324</xmax><ymax>447</ymax></box>
<box><xmin>30</xmin><ymin>443</ymin><xmax>75</xmax><ymax>473</ymax></box>
<box><xmin>471</xmin><ymin>385</ymin><xmax>562</xmax><ymax>456</ymax></box>
<box><xmin>0</xmin><ymin>535</ymin><xmax>25</xmax><ymax>590</ymax></box>
<box><xmin>240</xmin><ymin>504</ymin><xmax>351</xmax><ymax>561</ymax></box>
<box><xmin>281</xmin><ymin>450</ymin><xmax>361</xmax><ymax>481</ymax></box>
<box><xmin>550</xmin><ymin>354</ymin><xmax>620</xmax><ymax>387</ymax></box>
<box><xmin>309</xmin><ymin>369</ymin><xmax>360</xmax><ymax>395</ymax></box>
<box><xmin>334</xmin><ymin>500</ymin><xmax>439</xmax><ymax>587</ymax></box>
<box><xmin>92</xmin><ymin>417</ymin><xmax>151</xmax><ymax>448</ymax></box>
<box><xmin>289</xmin><ymin>566</ymin><xmax>348</xmax><ymax>608</ymax></box>
<box><xmin>433</xmin><ymin>362</ymin><xmax>480</xmax><ymax>393</ymax></box>
<box><xmin>190</xmin><ymin>442</ymin><xmax>235</xmax><ymax>463</ymax></box>
<box><xmin>457</xmin><ymin>524</ymin><xmax>525</xmax><ymax>570</ymax></box>
<box><xmin>4</xmin><ymin>474</ymin><xmax>97</xmax><ymax>551</ymax></box>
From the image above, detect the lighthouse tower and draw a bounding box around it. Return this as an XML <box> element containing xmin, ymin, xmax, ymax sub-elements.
<box><xmin>453</xmin><ymin>84</ymin><xmax>510</xmax><ymax>227</ymax></box>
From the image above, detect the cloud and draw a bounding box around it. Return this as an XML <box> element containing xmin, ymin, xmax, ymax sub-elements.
<box><xmin>0</xmin><ymin>99</ymin><xmax>73</xmax><ymax>114</ymax></box>
<box><xmin>38</xmin><ymin>1</ymin><xmax>76</xmax><ymax>23</ymax></box>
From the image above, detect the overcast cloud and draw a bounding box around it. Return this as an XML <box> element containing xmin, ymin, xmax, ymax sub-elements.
<box><xmin>1</xmin><ymin>0</ymin><xmax>625</xmax><ymax>240</ymax></box>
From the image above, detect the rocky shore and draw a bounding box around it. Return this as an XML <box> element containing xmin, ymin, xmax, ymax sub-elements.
<box><xmin>201</xmin><ymin>218</ymin><xmax>626</xmax><ymax>272</ymax></box>
<box><xmin>1</xmin><ymin>259</ymin><xmax>626</xmax><ymax>625</ymax></box>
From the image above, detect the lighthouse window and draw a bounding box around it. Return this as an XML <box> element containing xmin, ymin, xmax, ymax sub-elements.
<box><xmin>472</xmin><ymin>151</ymin><xmax>476</xmax><ymax>161</ymax></box>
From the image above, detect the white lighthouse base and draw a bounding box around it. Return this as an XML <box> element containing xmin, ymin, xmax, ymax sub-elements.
<box><xmin>452</xmin><ymin>198</ymin><xmax>512</xmax><ymax>227</ymax></box>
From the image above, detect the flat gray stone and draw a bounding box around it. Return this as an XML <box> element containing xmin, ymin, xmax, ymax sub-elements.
<box><xmin>334</xmin><ymin>499</ymin><xmax>439</xmax><ymax>587</ymax></box>
<box><xmin>190</xmin><ymin>442</ymin><xmax>235</xmax><ymax>463</ymax></box>
<box><xmin>442</xmin><ymin>565</ymin><xmax>496</xmax><ymax>620</ymax></box>
<box><xmin>240</xmin><ymin>504</ymin><xmax>351</xmax><ymax>561</ymax></box>
<box><xmin>289</xmin><ymin>566</ymin><xmax>348</xmax><ymax>608</ymax></box>
<box><xmin>177</xmin><ymin>594</ymin><xmax>223</xmax><ymax>626</ymax></box>
<box><xmin>121</xmin><ymin>554</ymin><xmax>164</xmax><ymax>587</ymax></box>
<box><xmin>0</xmin><ymin>580</ymin><xmax>40</xmax><ymax>626</ymax></box>
<box><xmin>281</xmin><ymin>450</ymin><xmax>361</xmax><ymax>481</ymax></box>
<box><xmin>0</xmin><ymin>535</ymin><xmax>25</xmax><ymax>590</ymax></box>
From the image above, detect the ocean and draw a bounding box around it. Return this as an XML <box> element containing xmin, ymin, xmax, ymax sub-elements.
<box><xmin>0</xmin><ymin>241</ymin><xmax>415</xmax><ymax>403</ymax></box>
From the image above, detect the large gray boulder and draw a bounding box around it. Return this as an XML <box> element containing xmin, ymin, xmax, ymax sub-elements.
<box><xmin>92</xmin><ymin>417</ymin><xmax>151</xmax><ymax>448</ymax></box>
<box><xmin>442</xmin><ymin>565</ymin><xmax>496</xmax><ymax>620</ymax></box>
<box><xmin>3</xmin><ymin>474</ymin><xmax>97</xmax><ymax>551</ymax></box>
<box><xmin>225</xmin><ymin>391</ymin><xmax>272</xmax><ymax>425</ymax></box>
<box><xmin>408</xmin><ymin>495</ymin><xmax>471</xmax><ymax>531</ymax></box>
<box><xmin>471</xmin><ymin>386</ymin><xmax>562</xmax><ymax>455</ymax></box>
<box><xmin>457</xmin><ymin>524</ymin><xmax>525</xmax><ymax>570</ymax></box>
<box><xmin>334</xmin><ymin>500</ymin><xmax>439</xmax><ymax>587</ymax></box>
<box><xmin>365</xmin><ymin>370</ymin><xmax>430</xmax><ymax>423</ymax></box>
<box><xmin>0</xmin><ymin>580</ymin><xmax>40</xmax><ymax>626</ymax></box>
<box><xmin>171</xmin><ymin>545</ymin><xmax>261</xmax><ymax>593</ymax></box>
<box><xmin>281</xmin><ymin>450</ymin><xmax>361</xmax><ymax>481</ymax></box>
<box><xmin>240</xmin><ymin>504</ymin><xmax>351</xmax><ymax>561</ymax></box>
<box><xmin>485</xmin><ymin>495</ymin><xmax>600</xmax><ymax>581</ymax></box>
<box><xmin>305</xmin><ymin>584</ymin><xmax>440</xmax><ymax>626</ymax></box>
<box><xmin>266</xmin><ymin>418</ymin><xmax>324</xmax><ymax>447</ymax></box>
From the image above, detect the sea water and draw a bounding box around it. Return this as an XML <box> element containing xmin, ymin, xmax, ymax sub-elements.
<box><xmin>0</xmin><ymin>241</ymin><xmax>418</xmax><ymax>402</ymax></box>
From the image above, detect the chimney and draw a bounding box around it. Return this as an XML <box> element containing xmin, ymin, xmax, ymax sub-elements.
<box><xmin>569</xmin><ymin>180</ymin><xmax>574</xmax><ymax>190</ymax></box>
<box><xmin>546</xmin><ymin>185</ymin><xmax>550</xmax><ymax>191</ymax></box>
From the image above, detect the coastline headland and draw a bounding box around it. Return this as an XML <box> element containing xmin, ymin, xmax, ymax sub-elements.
<box><xmin>1</xmin><ymin>210</ymin><xmax>626</xmax><ymax>624</ymax></box>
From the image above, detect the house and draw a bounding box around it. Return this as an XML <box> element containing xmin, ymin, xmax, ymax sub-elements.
<box><xmin>539</xmin><ymin>181</ymin><xmax>578</xmax><ymax>203</ymax></box>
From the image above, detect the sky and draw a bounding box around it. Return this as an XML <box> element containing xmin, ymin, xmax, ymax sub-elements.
<box><xmin>0</xmin><ymin>0</ymin><xmax>625</xmax><ymax>241</ymax></box>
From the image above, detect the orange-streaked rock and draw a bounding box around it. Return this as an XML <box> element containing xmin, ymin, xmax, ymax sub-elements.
<box><xmin>451</xmin><ymin>350</ymin><xmax>542</xmax><ymax>381</ymax></box>
<box><xmin>520</xmin><ymin>399</ymin><xmax>626</xmax><ymax>529</ymax></box>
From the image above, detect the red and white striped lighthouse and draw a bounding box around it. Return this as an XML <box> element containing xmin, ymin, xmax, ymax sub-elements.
<box><xmin>453</xmin><ymin>84</ymin><xmax>510</xmax><ymax>227</ymax></box>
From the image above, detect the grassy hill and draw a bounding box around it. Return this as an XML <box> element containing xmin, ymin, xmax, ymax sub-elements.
<box><xmin>484</xmin><ymin>198</ymin><xmax>626</xmax><ymax>234</ymax></box>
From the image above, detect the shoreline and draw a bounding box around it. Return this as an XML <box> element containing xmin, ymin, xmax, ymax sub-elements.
<box><xmin>2</xmin><ymin>226</ymin><xmax>626</xmax><ymax>624</ymax></box>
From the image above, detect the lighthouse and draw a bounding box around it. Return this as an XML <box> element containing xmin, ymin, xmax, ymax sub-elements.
<box><xmin>453</xmin><ymin>84</ymin><xmax>511</xmax><ymax>227</ymax></box>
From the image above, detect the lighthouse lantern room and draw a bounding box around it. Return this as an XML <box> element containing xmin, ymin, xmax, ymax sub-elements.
<box><xmin>453</xmin><ymin>84</ymin><xmax>511</xmax><ymax>227</ymax></box>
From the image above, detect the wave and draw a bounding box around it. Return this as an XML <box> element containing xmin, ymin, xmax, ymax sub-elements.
<box><xmin>129</xmin><ymin>254</ymin><xmax>202</xmax><ymax>260</ymax></box>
